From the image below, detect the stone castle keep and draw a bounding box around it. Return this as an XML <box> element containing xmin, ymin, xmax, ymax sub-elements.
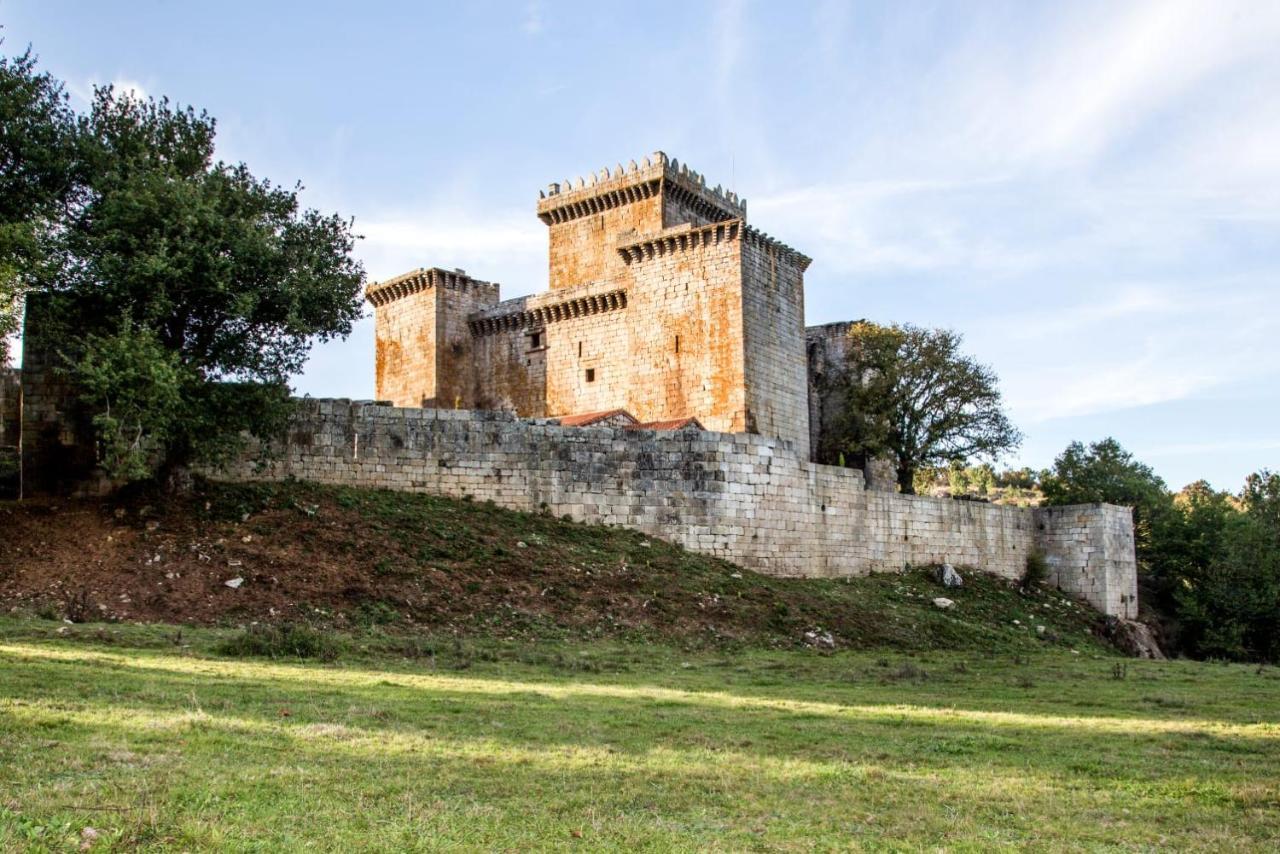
<box><xmin>14</xmin><ymin>153</ymin><xmax>1140</xmax><ymax>619</ymax></box>
<box><xmin>370</xmin><ymin>152</ymin><xmax>813</xmax><ymax>458</ymax></box>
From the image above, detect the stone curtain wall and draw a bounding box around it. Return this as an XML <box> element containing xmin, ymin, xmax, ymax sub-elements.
<box><xmin>0</xmin><ymin>368</ymin><xmax>19</xmax><ymax>447</ymax></box>
<box><xmin>1036</xmin><ymin>504</ymin><xmax>1137</xmax><ymax>618</ymax></box>
<box><xmin>222</xmin><ymin>400</ymin><xmax>1137</xmax><ymax>618</ymax></box>
<box><xmin>0</xmin><ymin>368</ymin><xmax>20</xmax><ymax>497</ymax></box>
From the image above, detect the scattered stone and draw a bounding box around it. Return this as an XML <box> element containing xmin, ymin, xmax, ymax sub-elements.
<box><xmin>1102</xmin><ymin>616</ymin><xmax>1166</xmax><ymax>660</ymax></box>
<box><xmin>241</xmin><ymin>535</ymin><xmax>253</xmax><ymax>543</ymax></box>
<box><xmin>932</xmin><ymin>597</ymin><xmax>955</xmax><ymax>610</ymax></box>
<box><xmin>936</xmin><ymin>563</ymin><xmax>964</xmax><ymax>588</ymax></box>
<box><xmin>1012</xmin><ymin>619</ymin><xmax>1021</xmax><ymax>626</ymax></box>
<box><xmin>803</xmin><ymin>629</ymin><xmax>836</xmax><ymax>649</ymax></box>
<box><xmin>144</xmin><ymin>520</ymin><xmax>160</xmax><ymax>532</ymax></box>
<box><xmin>639</xmin><ymin>541</ymin><xmax>651</xmax><ymax>548</ymax></box>
<box><xmin>1035</xmin><ymin>625</ymin><xmax>1046</xmax><ymax>637</ymax></box>
<box><xmin>227</xmin><ymin>559</ymin><xmax>243</xmax><ymax>568</ymax></box>
<box><xmin>224</xmin><ymin>577</ymin><xmax>244</xmax><ymax>589</ymax></box>
<box><xmin>730</xmin><ymin>572</ymin><xmax>743</xmax><ymax>579</ymax></box>
<box><xmin>516</xmin><ymin>541</ymin><xmax>528</xmax><ymax>549</ymax></box>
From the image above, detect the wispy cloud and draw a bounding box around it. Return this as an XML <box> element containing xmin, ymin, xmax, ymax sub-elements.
<box><xmin>358</xmin><ymin>208</ymin><xmax>545</xmax><ymax>294</ymax></box>
<box><xmin>68</xmin><ymin>76</ymin><xmax>150</xmax><ymax>105</ymax></box>
<box><xmin>521</xmin><ymin>0</ymin><xmax>545</xmax><ymax>36</ymax></box>
<box><xmin>1143</xmin><ymin>439</ymin><xmax>1280</xmax><ymax>458</ymax></box>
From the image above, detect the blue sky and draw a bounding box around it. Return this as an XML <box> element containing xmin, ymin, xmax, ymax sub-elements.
<box><xmin>5</xmin><ymin>0</ymin><xmax>1278</xmax><ymax>491</ymax></box>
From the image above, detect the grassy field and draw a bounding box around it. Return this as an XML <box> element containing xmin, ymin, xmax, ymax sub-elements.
<box><xmin>2</xmin><ymin>619</ymin><xmax>1278</xmax><ymax>851</ymax></box>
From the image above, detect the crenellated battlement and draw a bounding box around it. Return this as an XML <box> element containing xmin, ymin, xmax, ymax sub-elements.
<box><xmin>369</xmin><ymin>150</ymin><xmax>812</xmax><ymax>455</ymax></box>
<box><xmin>742</xmin><ymin>224</ymin><xmax>812</xmax><ymax>271</ymax></box>
<box><xmin>365</xmin><ymin>267</ymin><xmax>500</xmax><ymax>308</ymax></box>
<box><xmin>536</xmin><ymin>151</ymin><xmax>747</xmax><ymax>226</ymax></box>
<box><xmin>616</xmin><ymin>219</ymin><xmax>743</xmax><ymax>264</ymax></box>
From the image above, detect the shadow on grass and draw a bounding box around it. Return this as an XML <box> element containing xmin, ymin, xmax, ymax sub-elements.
<box><xmin>3</xmin><ymin>642</ymin><xmax>1277</xmax><ymax>794</ymax></box>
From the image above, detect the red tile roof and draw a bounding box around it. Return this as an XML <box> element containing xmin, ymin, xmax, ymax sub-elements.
<box><xmin>556</xmin><ymin>409</ymin><xmax>639</xmax><ymax>427</ymax></box>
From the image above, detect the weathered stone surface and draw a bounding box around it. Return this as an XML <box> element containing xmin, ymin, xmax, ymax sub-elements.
<box><xmin>370</xmin><ymin>153</ymin><xmax>812</xmax><ymax>459</ymax></box>
<box><xmin>937</xmin><ymin>563</ymin><xmax>964</xmax><ymax>588</ymax></box>
<box><xmin>933</xmin><ymin>597</ymin><xmax>956</xmax><ymax>610</ymax></box>
<box><xmin>217</xmin><ymin>401</ymin><xmax>1138</xmax><ymax>618</ymax></box>
<box><xmin>1104</xmin><ymin>617</ymin><xmax>1166</xmax><ymax>659</ymax></box>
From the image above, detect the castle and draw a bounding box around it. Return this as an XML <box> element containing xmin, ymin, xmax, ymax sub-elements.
<box><xmin>9</xmin><ymin>153</ymin><xmax>1140</xmax><ymax>620</ymax></box>
<box><xmin>370</xmin><ymin>152</ymin><xmax>821</xmax><ymax>459</ymax></box>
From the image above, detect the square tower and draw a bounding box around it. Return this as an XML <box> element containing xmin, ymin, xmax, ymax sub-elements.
<box><xmin>537</xmin><ymin>152</ymin><xmax>748</xmax><ymax>290</ymax></box>
<box><xmin>369</xmin><ymin>268</ymin><xmax>499</xmax><ymax>408</ymax></box>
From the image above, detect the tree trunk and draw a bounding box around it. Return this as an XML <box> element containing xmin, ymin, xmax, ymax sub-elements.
<box><xmin>897</xmin><ymin>465</ymin><xmax>916</xmax><ymax>495</ymax></box>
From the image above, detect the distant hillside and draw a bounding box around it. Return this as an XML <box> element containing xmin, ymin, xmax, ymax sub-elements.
<box><xmin>1</xmin><ymin>479</ymin><xmax>1117</xmax><ymax>654</ymax></box>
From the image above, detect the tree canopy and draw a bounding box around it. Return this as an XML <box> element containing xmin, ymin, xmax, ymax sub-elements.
<box><xmin>820</xmin><ymin>321</ymin><xmax>1021</xmax><ymax>493</ymax></box>
<box><xmin>4</xmin><ymin>48</ymin><xmax>365</xmax><ymax>481</ymax></box>
<box><xmin>1041</xmin><ymin>437</ymin><xmax>1280</xmax><ymax>663</ymax></box>
<box><xmin>0</xmin><ymin>48</ymin><xmax>79</xmax><ymax>363</ymax></box>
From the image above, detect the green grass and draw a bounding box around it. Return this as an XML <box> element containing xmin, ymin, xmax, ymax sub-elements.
<box><xmin>2</xmin><ymin>619</ymin><xmax>1278</xmax><ymax>851</ymax></box>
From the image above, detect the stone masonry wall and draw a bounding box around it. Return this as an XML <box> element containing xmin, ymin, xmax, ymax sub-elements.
<box><xmin>18</xmin><ymin>295</ymin><xmax>99</xmax><ymax>494</ymax></box>
<box><xmin>740</xmin><ymin>236</ymin><xmax>809</xmax><ymax>459</ymax></box>
<box><xmin>220</xmin><ymin>400</ymin><xmax>1138</xmax><ymax>618</ymax></box>
<box><xmin>0</xmin><ymin>368</ymin><xmax>20</xmax><ymax>497</ymax></box>
<box><xmin>0</xmin><ymin>368</ymin><xmax>19</xmax><ymax>447</ymax></box>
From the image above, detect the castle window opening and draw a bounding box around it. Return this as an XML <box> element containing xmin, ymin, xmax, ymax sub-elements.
<box><xmin>578</xmin><ymin>341</ymin><xmax>582</xmax><ymax>358</ymax></box>
<box><xmin>585</xmin><ymin>368</ymin><xmax>595</xmax><ymax>383</ymax></box>
<box><xmin>675</xmin><ymin>334</ymin><xmax>680</xmax><ymax>353</ymax></box>
<box><xmin>529</xmin><ymin>331</ymin><xmax>542</xmax><ymax>349</ymax></box>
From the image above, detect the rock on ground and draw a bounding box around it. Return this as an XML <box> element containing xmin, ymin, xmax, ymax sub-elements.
<box><xmin>1104</xmin><ymin>617</ymin><xmax>1166</xmax><ymax>659</ymax></box>
<box><xmin>936</xmin><ymin>563</ymin><xmax>964</xmax><ymax>588</ymax></box>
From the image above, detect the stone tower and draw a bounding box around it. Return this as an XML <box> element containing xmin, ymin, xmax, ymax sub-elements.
<box><xmin>369</xmin><ymin>152</ymin><xmax>812</xmax><ymax>457</ymax></box>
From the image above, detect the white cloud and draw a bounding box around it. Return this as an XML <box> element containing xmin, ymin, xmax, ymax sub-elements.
<box><xmin>1143</xmin><ymin>439</ymin><xmax>1280</xmax><ymax>458</ymax></box>
<box><xmin>68</xmin><ymin>76</ymin><xmax>150</xmax><ymax>105</ymax></box>
<box><xmin>521</xmin><ymin>1</ymin><xmax>545</xmax><ymax>36</ymax></box>
<box><xmin>991</xmin><ymin>279</ymin><xmax>1280</xmax><ymax>424</ymax></box>
<box><xmin>358</xmin><ymin>208</ymin><xmax>545</xmax><ymax>296</ymax></box>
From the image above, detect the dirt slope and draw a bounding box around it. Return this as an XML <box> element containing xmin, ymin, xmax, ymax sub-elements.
<box><xmin>0</xmin><ymin>479</ymin><xmax>1114</xmax><ymax>651</ymax></box>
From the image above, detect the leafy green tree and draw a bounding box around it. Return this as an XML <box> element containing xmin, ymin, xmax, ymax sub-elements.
<box><xmin>997</xmin><ymin>466</ymin><xmax>1038</xmax><ymax>490</ymax></box>
<box><xmin>1040</xmin><ymin>438</ymin><xmax>1176</xmax><ymax>573</ymax></box>
<box><xmin>821</xmin><ymin>321</ymin><xmax>1021</xmax><ymax>494</ymax></box>
<box><xmin>1167</xmin><ymin>473</ymin><xmax>1280</xmax><ymax>662</ymax></box>
<box><xmin>27</xmin><ymin>75</ymin><xmax>364</xmax><ymax>483</ymax></box>
<box><xmin>0</xmin><ymin>48</ymin><xmax>79</xmax><ymax>364</ymax></box>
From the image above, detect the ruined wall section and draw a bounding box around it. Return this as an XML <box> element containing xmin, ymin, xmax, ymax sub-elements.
<box><xmin>1037</xmin><ymin>504</ymin><xmax>1138</xmax><ymax>619</ymax></box>
<box><xmin>740</xmin><ymin>230</ymin><xmax>811</xmax><ymax>458</ymax></box>
<box><xmin>806</xmin><ymin>321</ymin><xmax>854</xmax><ymax>460</ymax></box>
<box><xmin>17</xmin><ymin>295</ymin><xmax>98</xmax><ymax>493</ymax></box>
<box><xmin>218</xmin><ymin>401</ymin><xmax>1138</xmax><ymax>618</ymax></box>
<box><xmin>0</xmin><ymin>368</ymin><xmax>18</xmax><ymax>447</ymax></box>
<box><xmin>0</xmin><ymin>368</ymin><xmax>20</xmax><ymax>496</ymax></box>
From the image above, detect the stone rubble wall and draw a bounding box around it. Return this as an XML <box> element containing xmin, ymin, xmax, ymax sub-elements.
<box><xmin>0</xmin><ymin>368</ymin><xmax>19</xmax><ymax>447</ymax></box>
<box><xmin>0</xmin><ymin>368</ymin><xmax>20</xmax><ymax>497</ymax></box>
<box><xmin>220</xmin><ymin>400</ymin><xmax>1138</xmax><ymax>618</ymax></box>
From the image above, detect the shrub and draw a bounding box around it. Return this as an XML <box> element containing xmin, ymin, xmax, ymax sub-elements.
<box><xmin>1023</xmin><ymin>551</ymin><xmax>1049</xmax><ymax>588</ymax></box>
<box><xmin>216</xmin><ymin>624</ymin><xmax>341</xmax><ymax>661</ymax></box>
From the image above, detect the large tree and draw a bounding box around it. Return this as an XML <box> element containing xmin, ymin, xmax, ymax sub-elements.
<box><xmin>821</xmin><ymin>321</ymin><xmax>1021</xmax><ymax>493</ymax></box>
<box><xmin>15</xmin><ymin>53</ymin><xmax>365</xmax><ymax>483</ymax></box>
<box><xmin>0</xmin><ymin>48</ymin><xmax>79</xmax><ymax>363</ymax></box>
<box><xmin>1039</xmin><ymin>438</ymin><xmax>1175</xmax><ymax>573</ymax></box>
